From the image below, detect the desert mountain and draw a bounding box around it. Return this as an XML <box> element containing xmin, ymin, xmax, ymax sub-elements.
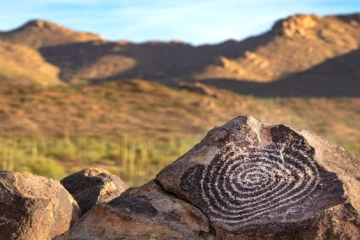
<box><xmin>203</xmin><ymin>48</ymin><xmax>360</xmax><ymax>97</ymax></box>
<box><xmin>35</xmin><ymin>14</ymin><xmax>360</xmax><ymax>85</ymax></box>
<box><xmin>0</xmin><ymin>20</ymin><xmax>102</xmax><ymax>49</ymax></box>
<box><xmin>0</xmin><ymin>14</ymin><xmax>359</xmax><ymax>94</ymax></box>
<box><xmin>198</xmin><ymin>14</ymin><xmax>360</xmax><ymax>82</ymax></box>
<box><xmin>0</xmin><ymin>40</ymin><xmax>61</xmax><ymax>85</ymax></box>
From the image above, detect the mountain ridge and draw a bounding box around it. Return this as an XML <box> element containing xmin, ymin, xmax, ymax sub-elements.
<box><xmin>0</xmin><ymin>19</ymin><xmax>103</xmax><ymax>49</ymax></box>
<box><xmin>0</xmin><ymin>13</ymin><xmax>359</xmax><ymax>95</ymax></box>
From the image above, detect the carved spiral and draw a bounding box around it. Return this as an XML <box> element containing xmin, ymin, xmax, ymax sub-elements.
<box><xmin>180</xmin><ymin>127</ymin><xmax>321</xmax><ymax>227</ymax></box>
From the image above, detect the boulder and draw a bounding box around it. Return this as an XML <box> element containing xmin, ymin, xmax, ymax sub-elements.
<box><xmin>0</xmin><ymin>171</ymin><xmax>80</xmax><ymax>240</ymax></box>
<box><xmin>177</xmin><ymin>82</ymin><xmax>217</xmax><ymax>98</ymax></box>
<box><xmin>60</xmin><ymin>168</ymin><xmax>128</xmax><ymax>215</ymax></box>
<box><xmin>156</xmin><ymin>116</ymin><xmax>360</xmax><ymax>239</ymax></box>
<box><xmin>59</xmin><ymin>180</ymin><xmax>211</xmax><ymax>240</ymax></box>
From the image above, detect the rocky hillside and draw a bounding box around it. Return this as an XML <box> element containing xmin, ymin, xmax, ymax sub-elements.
<box><xmin>0</xmin><ymin>40</ymin><xmax>62</xmax><ymax>85</ymax></box>
<box><xmin>1</xmin><ymin>14</ymin><xmax>360</xmax><ymax>93</ymax></box>
<box><xmin>0</xmin><ymin>20</ymin><xmax>102</xmax><ymax>49</ymax></box>
<box><xmin>198</xmin><ymin>14</ymin><xmax>360</xmax><ymax>82</ymax></box>
<box><xmin>203</xmin><ymin>48</ymin><xmax>360</xmax><ymax>97</ymax></box>
<box><xmin>0</xmin><ymin>13</ymin><xmax>360</xmax><ymax>185</ymax></box>
<box><xmin>0</xmin><ymin>81</ymin><xmax>359</xmax><ymax>185</ymax></box>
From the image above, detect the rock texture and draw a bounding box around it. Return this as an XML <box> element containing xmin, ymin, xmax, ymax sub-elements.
<box><xmin>0</xmin><ymin>171</ymin><xmax>80</xmax><ymax>240</ymax></box>
<box><xmin>60</xmin><ymin>168</ymin><xmax>128</xmax><ymax>215</ymax></box>
<box><xmin>59</xmin><ymin>180</ymin><xmax>211</xmax><ymax>240</ymax></box>
<box><xmin>156</xmin><ymin>116</ymin><xmax>360</xmax><ymax>239</ymax></box>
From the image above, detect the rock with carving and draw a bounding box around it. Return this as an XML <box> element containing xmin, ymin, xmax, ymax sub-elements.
<box><xmin>60</xmin><ymin>168</ymin><xmax>128</xmax><ymax>215</ymax></box>
<box><xmin>58</xmin><ymin>180</ymin><xmax>211</xmax><ymax>240</ymax></box>
<box><xmin>0</xmin><ymin>171</ymin><xmax>80</xmax><ymax>240</ymax></box>
<box><xmin>156</xmin><ymin>116</ymin><xmax>360</xmax><ymax>239</ymax></box>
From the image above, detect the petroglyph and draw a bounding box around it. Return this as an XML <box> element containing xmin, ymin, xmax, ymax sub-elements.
<box><xmin>158</xmin><ymin>117</ymin><xmax>345</xmax><ymax>233</ymax></box>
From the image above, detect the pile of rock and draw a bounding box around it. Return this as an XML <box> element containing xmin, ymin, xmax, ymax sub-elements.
<box><xmin>272</xmin><ymin>14</ymin><xmax>320</xmax><ymax>37</ymax></box>
<box><xmin>1</xmin><ymin>116</ymin><xmax>360</xmax><ymax>239</ymax></box>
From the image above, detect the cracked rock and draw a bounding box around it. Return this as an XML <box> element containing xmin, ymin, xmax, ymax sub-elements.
<box><xmin>59</xmin><ymin>180</ymin><xmax>211</xmax><ymax>240</ymax></box>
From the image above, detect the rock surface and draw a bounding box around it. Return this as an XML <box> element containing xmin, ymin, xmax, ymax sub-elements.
<box><xmin>60</xmin><ymin>168</ymin><xmax>128</xmax><ymax>215</ymax></box>
<box><xmin>0</xmin><ymin>171</ymin><xmax>80</xmax><ymax>240</ymax></box>
<box><xmin>59</xmin><ymin>180</ymin><xmax>211</xmax><ymax>240</ymax></box>
<box><xmin>156</xmin><ymin>116</ymin><xmax>360</xmax><ymax>239</ymax></box>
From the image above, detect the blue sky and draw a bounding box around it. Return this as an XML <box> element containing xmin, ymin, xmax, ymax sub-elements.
<box><xmin>0</xmin><ymin>0</ymin><xmax>360</xmax><ymax>45</ymax></box>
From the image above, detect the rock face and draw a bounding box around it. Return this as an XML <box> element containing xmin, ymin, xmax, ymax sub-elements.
<box><xmin>60</xmin><ymin>180</ymin><xmax>211</xmax><ymax>240</ymax></box>
<box><xmin>272</xmin><ymin>14</ymin><xmax>320</xmax><ymax>37</ymax></box>
<box><xmin>156</xmin><ymin>116</ymin><xmax>360</xmax><ymax>239</ymax></box>
<box><xmin>60</xmin><ymin>168</ymin><xmax>128</xmax><ymax>215</ymax></box>
<box><xmin>0</xmin><ymin>171</ymin><xmax>80</xmax><ymax>240</ymax></box>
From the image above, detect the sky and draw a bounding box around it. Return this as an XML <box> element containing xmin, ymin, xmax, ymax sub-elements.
<box><xmin>0</xmin><ymin>0</ymin><xmax>360</xmax><ymax>45</ymax></box>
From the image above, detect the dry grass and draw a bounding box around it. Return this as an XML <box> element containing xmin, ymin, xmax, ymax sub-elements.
<box><xmin>0</xmin><ymin>80</ymin><xmax>359</xmax><ymax>186</ymax></box>
<box><xmin>0</xmin><ymin>14</ymin><xmax>360</xmax><ymax>186</ymax></box>
<box><xmin>0</xmin><ymin>41</ymin><xmax>62</xmax><ymax>85</ymax></box>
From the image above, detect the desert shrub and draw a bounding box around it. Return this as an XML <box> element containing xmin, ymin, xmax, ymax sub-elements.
<box><xmin>0</xmin><ymin>135</ymin><xmax>198</xmax><ymax>185</ymax></box>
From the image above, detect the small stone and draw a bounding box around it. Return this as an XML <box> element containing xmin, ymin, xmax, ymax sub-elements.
<box><xmin>60</xmin><ymin>168</ymin><xmax>128</xmax><ymax>215</ymax></box>
<box><xmin>177</xmin><ymin>81</ymin><xmax>217</xmax><ymax>97</ymax></box>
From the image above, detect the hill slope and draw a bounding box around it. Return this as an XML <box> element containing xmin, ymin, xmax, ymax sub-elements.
<box><xmin>1</xmin><ymin>14</ymin><xmax>360</xmax><ymax>94</ymax></box>
<box><xmin>0</xmin><ymin>41</ymin><xmax>61</xmax><ymax>85</ymax></box>
<box><xmin>0</xmin><ymin>20</ymin><xmax>102</xmax><ymax>49</ymax></box>
<box><xmin>0</xmin><ymin>80</ymin><xmax>359</xmax><ymax>185</ymax></box>
<box><xmin>198</xmin><ymin>14</ymin><xmax>360</xmax><ymax>82</ymax></box>
<box><xmin>202</xmin><ymin>48</ymin><xmax>360</xmax><ymax>97</ymax></box>
<box><xmin>34</xmin><ymin>13</ymin><xmax>360</xmax><ymax>86</ymax></box>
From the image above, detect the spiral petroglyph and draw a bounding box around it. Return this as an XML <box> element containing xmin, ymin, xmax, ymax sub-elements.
<box><xmin>181</xmin><ymin>127</ymin><xmax>319</xmax><ymax>226</ymax></box>
<box><xmin>155</xmin><ymin>118</ymin><xmax>347</xmax><ymax>233</ymax></box>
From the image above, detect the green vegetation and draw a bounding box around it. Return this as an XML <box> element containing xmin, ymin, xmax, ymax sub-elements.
<box><xmin>0</xmin><ymin>80</ymin><xmax>359</xmax><ymax>186</ymax></box>
<box><xmin>0</xmin><ymin>135</ymin><xmax>198</xmax><ymax>186</ymax></box>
